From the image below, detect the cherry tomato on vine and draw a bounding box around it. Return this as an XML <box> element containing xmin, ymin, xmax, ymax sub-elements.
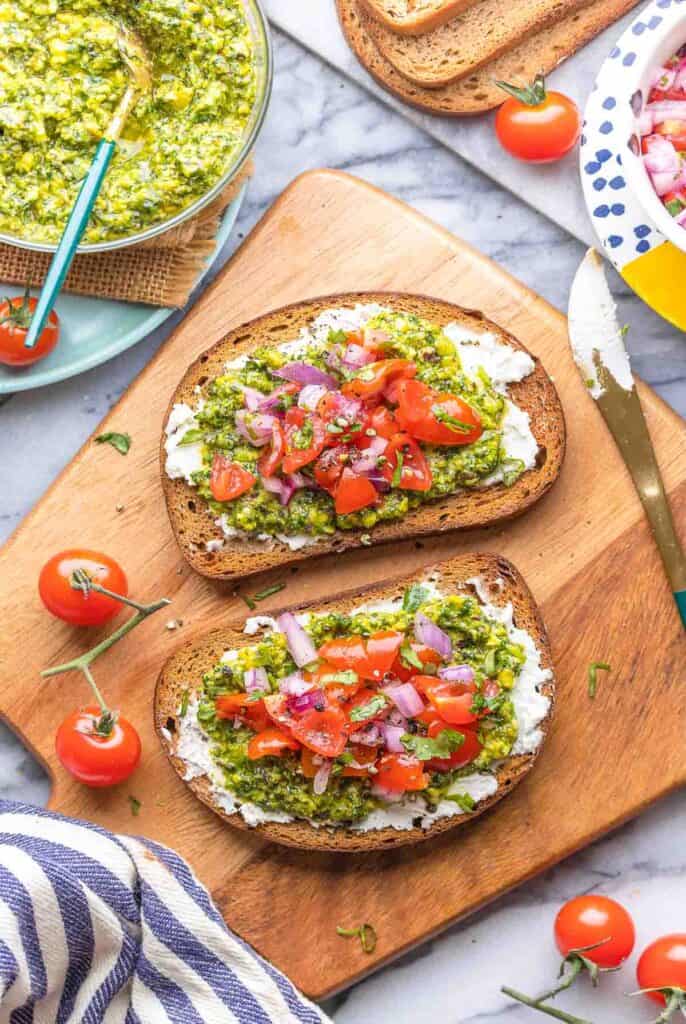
<box><xmin>0</xmin><ymin>290</ymin><xmax>59</xmax><ymax>367</ymax></box>
<box><xmin>39</xmin><ymin>549</ymin><xmax>128</xmax><ymax>626</ymax></box>
<box><xmin>637</xmin><ymin>935</ymin><xmax>686</xmax><ymax>1007</ymax></box>
<box><xmin>495</xmin><ymin>75</ymin><xmax>581</xmax><ymax>164</ymax></box>
<box><xmin>55</xmin><ymin>706</ymin><xmax>141</xmax><ymax>787</ymax></box>
<box><xmin>554</xmin><ymin>895</ymin><xmax>636</xmax><ymax>968</ymax></box>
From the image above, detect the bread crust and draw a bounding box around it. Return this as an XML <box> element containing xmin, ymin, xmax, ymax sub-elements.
<box><xmin>358</xmin><ymin>0</ymin><xmax>478</xmax><ymax>35</ymax></box>
<box><xmin>160</xmin><ymin>292</ymin><xmax>566</xmax><ymax>583</ymax></box>
<box><xmin>155</xmin><ymin>553</ymin><xmax>555</xmax><ymax>852</ymax></box>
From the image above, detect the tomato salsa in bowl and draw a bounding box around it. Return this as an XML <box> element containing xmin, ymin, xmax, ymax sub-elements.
<box><xmin>0</xmin><ymin>0</ymin><xmax>271</xmax><ymax>253</ymax></box>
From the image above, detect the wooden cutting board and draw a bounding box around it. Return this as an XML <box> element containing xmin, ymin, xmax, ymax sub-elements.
<box><xmin>1</xmin><ymin>171</ymin><xmax>685</xmax><ymax>999</ymax></box>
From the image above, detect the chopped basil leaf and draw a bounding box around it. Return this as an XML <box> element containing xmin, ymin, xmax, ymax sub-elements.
<box><xmin>336</xmin><ymin>923</ymin><xmax>377</xmax><ymax>954</ymax></box>
<box><xmin>482</xmin><ymin>649</ymin><xmax>498</xmax><ymax>677</ymax></box>
<box><xmin>177</xmin><ymin>427</ymin><xmax>204</xmax><ymax>447</ymax></box>
<box><xmin>252</xmin><ymin>583</ymin><xmax>286</xmax><ymax>602</ymax></box>
<box><xmin>431</xmin><ymin>405</ymin><xmax>471</xmax><ymax>434</ymax></box>
<box><xmin>666</xmin><ymin>198</ymin><xmax>686</xmax><ymax>217</ymax></box>
<box><xmin>241</xmin><ymin>594</ymin><xmax>257</xmax><ymax>610</ymax></box>
<box><xmin>246</xmin><ymin>689</ymin><xmax>269</xmax><ymax>703</ymax></box>
<box><xmin>319</xmin><ymin>669</ymin><xmax>359</xmax><ymax>686</ymax></box>
<box><xmin>392</xmin><ymin>451</ymin><xmax>404</xmax><ymax>488</ymax></box>
<box><xmin>128</xmin><ymin>795</ymin><xmax>141</xmax><ymax>816</ymax></box>
<box><xmin>349</xmin><ymin>694</ymin><xmax>388</xmax><ymax>722</ymax></box>
<box><xmin>401</xmin><ymin>728</ymin><xmax>465</xmax><ymax>761</ymax></box>
<box><xmin>446</xmin><ymin>792</ymin><xmax>476</xmax><ymax>813</ymax></box>
<box><xmin>400</xmin><ymin>642</ymin><xmax>423</xmax><ymax>671</ymax></box>
<box><xmin>179</xmin><ymin>689</ymin><xmax>190</xmax><ymax>718</ymax></box>
<box><xmin>402</xmin><ymin>582</ymin><xmax>429</xmax><ymax>613</ymax></box>
<box><xmin>328</xmin><ymin>328</ymin><xmax>348</xmax><ymax>345</ymax></box>
<box><xmin>95</xmin><ymin>431</ymin><xmax>131</xmax><ymax>455</ymax></box>
<box><xmin>588</xmin><ymin>661</ymin><xmax>611</xmax><ymax>699</ymax></box>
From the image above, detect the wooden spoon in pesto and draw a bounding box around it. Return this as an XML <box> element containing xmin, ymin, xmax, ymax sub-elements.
<box><xmin>24</xmin><ymin>24</ymin><xmax>152</xmax><ymax>351</ymax></box>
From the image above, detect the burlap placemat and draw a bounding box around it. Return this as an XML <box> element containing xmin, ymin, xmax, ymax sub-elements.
<box><xmin>0</xmin><ymin>158</ymin><xmax>253</xmax><ymax>309</ymax></box>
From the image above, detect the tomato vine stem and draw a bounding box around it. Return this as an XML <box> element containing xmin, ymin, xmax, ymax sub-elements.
<box><xmin>501</xmin><ymin>987</ymin><xmax>593</xmax><ymax>1023</ymax></box>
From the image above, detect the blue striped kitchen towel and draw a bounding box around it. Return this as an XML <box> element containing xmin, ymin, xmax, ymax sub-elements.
<box><xmin>0</xmin><ymin>800</ymin><xmax>330</xmax><ymax>1024</ymax></box>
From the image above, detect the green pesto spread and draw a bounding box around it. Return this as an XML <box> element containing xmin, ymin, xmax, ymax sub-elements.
<box><xmin>189</xmin><ymin>588</ymin><xmax>525</xmax><ymax>825</ymax></box>
<box><xmin>185</xmin><ymin>310</ymin><xmax>526</xmax><ymax>541</ymax></box>
<box><xmin>0</xmin><ymin>0</ymin><xmax>256</xmax><ymax>243</ymax></box>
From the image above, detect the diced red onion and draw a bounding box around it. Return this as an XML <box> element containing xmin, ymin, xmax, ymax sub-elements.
<box><xmin>313</xmin><ymin>759</ymin><xmax>332</xmax><ymax>795</ymax></box>
<box><xmin>647</xmin><ymin>100</ymin><xmax>686</xmax><ymax>120</ymax></box>
<box><xmin>274</xmin><ymin>362</ymin><xmax>337</xmax><ymax>389</ymax></box>
<box><xmin>366</xmin><ymin>471</ymin><xmax>391</xmax><ymax>494</ymax></box>
<box><xmin>237</xmin><ymin>385</ymin><xmax>265</xmax><ymax>411</ymax></box>
<box><xmin>342</xmin><ymin>343</ymin><xmax>375</xmax><ymax>368</ymax></box>
<box><xmin>278</xmin><ymin>672</ymin><xmax>312</xmax><ymax>696</ymax></box>
<box><xmin>371</xmin><ymin>783</ymin><xmax>403</xmax><ymax>803</ymax></box>
<box><xmin>637</xmin><ymin>110</ymin><xmax>654</xmax><ymax>135</ymax></box>
<box><xmin>380</xmin><ymin>723</ymin><xmax>406</xmax><ymax>753</ymax></box>
<box><xmin>298</xmin><ymin>384</ymin><xmax>328</xmax><ymax>411</ymax></box>
<box><xmin>262</xmin><ymin>475</ymin><xmax>298</xmax><ymax>506</ymax></box>
<box><xmin>259</xmin><ymin>384</ymin><xmax>300</xmax><ymax>413</ymax></box>
<box><xmin>244</xmin><ymin>667</ymin><xmax>268</xmax><ymax>693</ymax></box>
<box><xmin>387</xmin><ymin>708</ymin><xmax>408</xmax><ymax>730</ymax></box>
<box><xmin>414</xmin><ymin>612</ymin><xmax>452</xmax><ymax>660</ymax></box>
<box><xmin>349</xmin><ymin>723</ymin><xmax>382</xmax><ymax>746</ymax></box>
<box><xmin>325</xmin><ymin>346</ymin><xmax>344</xmax><ymax>373</ymax></box>
<box><xmin>277</xmin><ymin>612</ymin><xmax>318</xmax><ymax>668</ymax></box>
<box><xmin>235</xmin><ymin>410</ymin><xmax>276</xmax><ymax>447</ymax></box>
<box><xmin>438</xmin><ymin>664</ymin><xmax>475</xmax><ymax>684</ymax></box>
<box><xmin>651</xmin><ymin>169</ymin><xmax>680</xmax><ymax>196</ymax></box>
<box><xmin>287</xmin><ymin>689</ymin><xmax>326</xmax><ymax>714</ymax></box>
<box><xmin>363</xmin><ymin>326</ymin><xmax>392</xmax><ymax>349</ymax></box>
<box><xmin>643</xmin><ymin>135</ymin><xmax>679</xmax><ymax>174</ymax></box>
<box><xmin>676</xmin><ymin>68</ymin><xmax>686</xmax><ymax>92</ymax></box>
<box><xmin>383</xmin><ymin>681</ymin><xmax>424</xmax><ymax>718</ymax></box>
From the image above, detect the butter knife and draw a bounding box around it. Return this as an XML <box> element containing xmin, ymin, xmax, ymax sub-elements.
<box><xmin>567</xmin><ymin>248</ymin><xmax>686</xmax><ymax>630</ymax></box>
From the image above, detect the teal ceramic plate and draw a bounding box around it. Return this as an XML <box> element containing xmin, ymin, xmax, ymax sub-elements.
<box><xmin>0</xmin><ymin>186</ymin><xmax>246</xmax><ymax>395</ymax></box>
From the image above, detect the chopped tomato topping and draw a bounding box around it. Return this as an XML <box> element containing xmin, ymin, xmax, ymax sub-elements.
<box><xmin>282</xmin><ymin>407</ymin><xmax>328</xmax><ymax>473</ymax></box>
<box><xmin>314</xmin><ymin>445</ymin><xmax>348</xmax><ymax>496</ymax></box>
<box><xmin>290</xmin><ymin>705</ymin><xmax>349</xmax><ymax>758</ymax></box>
<box><xmin>334</xmin><ymin>468</ymin><xmax>378</xmax><ymax>515</ymax></box>
<box><xmin>318</xmin><ymin>630</ymin><xmax>404</xmax><ymax>682</ymax></box>
<box><xmin>304</xmin><ymin>661</ymin><xmax>364</xmax><ymax>702</ymax></box>
<box><xmin>426</xmin><ymin>721</ymin><xmax>482</xmax><ymax>773</ymax></box>
<box><xmin>341</xmin><ymin>359</ymin><xmax>416</xmax><ymax>400</ymax></box>
<box><xmin>366</xmin><ymin>405</ymin><xmax>399</xmax><ymax>440</ymax></box>
<box><xmin>344</xmin><ymin>687</ymin><xmax>390</xmax><ymax>725</ymax></box>
<box><xmin>215</xmin><ymin>693</ymin><xmax>270</xmax><ymax>733</ymax></box>
<box><xmin>424</xmin><ymin>677</ymin><xmax>478</xmax><ymax>725</ymax></box>
<box><xmin>317</xmin><ymin>391</ymin><xmax>366</xmax><ymax>444</ymax></box>
<box><xmin>342</xmin><ymin>745</ymin><xmax>377</xmax><ymax>777</ymax></box>
<box><xmin>375</xmin><ymin>753</ymin><xmax>429</xmax><ymax>793</ymax></box>
<box><xmin>210</xmin><ymin>454</ymin><xmax>256</xmax><ymax>502</ymax></box>
<box><xmin>391</xmin><ymin>644</ymin><xmax>443</xmax><ymax>683</ymax></box>
<box><xmin>384</xmin><ymin>432</ymin><xmax>432</xmax><ymax>491</ymax></box>
<box><xmin>395</xmin><ymin>379</ymin><xmax>483</xmax><ymax>446</ymax></box>
<box><xmin>258</xmin><ymin>420</ymin><xmax>285</xmax><ymax>477</ymax></box>
<box><xmin>247</xmin><ymin>728</ymin><xmax>300</xmax><ymax>760</ymax></box>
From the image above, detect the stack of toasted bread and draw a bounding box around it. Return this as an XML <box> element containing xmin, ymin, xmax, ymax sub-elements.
<box><xmin>337</xmin><ymin>0</ymin><xmax>641</xmax><ymax>115</ymax></box>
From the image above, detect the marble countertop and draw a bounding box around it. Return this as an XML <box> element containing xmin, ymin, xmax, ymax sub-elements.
<box><xmin>2</xmin><ymin>19</ymin><xmax>685</xmax><ymax>1024</ymax></box>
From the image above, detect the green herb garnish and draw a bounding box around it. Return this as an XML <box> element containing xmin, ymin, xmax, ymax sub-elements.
<box><xmin>252</xmin><ymin>583</ymin><xmax>286</xmax><ymax>603</ymax></box>
<box><xmin>349</xmin><ymin>694</ymin><xmax>388</xmax><ymax>723</ymax></box>
<box><xmin>403</xmin><ymin>582</ymin><xmax>429</xmax><ymax>613</ymax></box>
<box><xmin>177</xmin><ymin>428</ymin><xmax>204</xmax><ymax>447</ymax></box>
<box><xmin>391</xmin><ymin>451</ymin><xmax>404</xmax><ymax>487</ymax></box>
<box><xmin>588</xmin><ymin>661</ymin><xmax>611</xmax><ymax>699</ymax></box>
<box><xmin>401</xmin><ymin>728</ymin><xmax>465</xmax><ymax>761</ymax></box>
<box><xmin>241</xmin><ymin>594</ymin><xmax>257</xmax><ymax>610</ymax></box>
<box><xmin>128</xmin><ymin>795</ymin><xmax>141</xmax><ymax>816</ymax></box>
<box><xmin>432</xmin><ymin>405</ymin><xmax>472</xmax><ymax>434</ymax></box>
<box><xmin>446</xmin><ymin>791</ymin><xmax>476</xmax><ymax>813</ymax></box>
<box><xmin>180</xmin><ymin>689</ymin><xmax>190</xmax><ymax>718</ymax></box>
<box><xmin>400</xmin><ymin>642</ymin><xmax>423</xmax><ymax>671</ymax></box>
<box><xmin>95</xmin><ymin>432</ymin><xmax>131</xmax><ymax>456</ymax></box>
<box><xmin>482</xmin><ymin>649</ymin><xmax>498</xmax><ymax>677</ymax></box>
<box><xmin>336</xmin><ymin>923</ymin><xmax>377</xmax><ymax>955</ymax></box>
<box><xmin>319</xmin><ymin>670</ymin><xmax>359</xmax><ymax>687</ymax></box>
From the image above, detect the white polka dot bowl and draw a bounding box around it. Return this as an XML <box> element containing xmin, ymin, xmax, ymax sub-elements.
<box><xmin>581</xmin><ymin>0</ymin><xmax>686</xmax><ymax>331</ymax></box>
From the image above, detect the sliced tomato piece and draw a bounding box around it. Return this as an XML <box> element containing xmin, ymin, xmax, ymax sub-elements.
<box><xmin>314</xmin><ymin>444</ymin><xmax>349</xmax><ymax>496</ymax></box>
<box><xmin>210</xmin><ymin>455</ymin><xmax>256</xmax><ymax>502</ymax></box>
<box><xmin>247</xmin><ymin>727</ymin><xmax>300</xmax><ymax>760</ymax></box>
<box><xmin>215</xmin><ymin>693</ymin><xmax>252</xmax><ymax>718</ymax></box>
<box><xmin>342</xmin><ymin>744</ymin><xmax>377</xmax><ymax>777</ymax></box>
<box><xmin>215</xmin><ymin>693</ymin><xmax>270</xmax><ymax>733</ymax></box>
<box><xmin>395</xmin><ymin>379</ymin><xmax>483</xmax><ymax>447</ymax></box>
<box><xmin>425</xmin><ymin>678</ymin><xmax>478</xmax><ymax>725</ymax></box>
<box><xmin>366</xmin><ymin>405</ymin><xmax>399</xmax><ymax>441</ymax></box>
<box><xmin>258</xmin><ymin>420</ymin><xmax>286</xmax><ymax>478</ymax></box>
<box><xmin>305</xmin><ymin>661</ymin><xmax>363</xmax><ymax>702</ymax></box>
<box><xmin>318</xmin><ymin>635</ymin><xmax>368</xmax><ymax>674</ymax></box>
<box><xmin>319</xmin><ymin>631</ymin><xmax>403</xmax><ymax>682</ymax></box>
<box><xmin>317</xmin><ymin>391</ymin><xmax>366</xmax><ymax>445</ymax></box>
<box><xmin>263</xmin><ymin>693</ymin><xmax>297</xmax><ymax>732</ymax></box>
<box><xmin>391</xmin><ymin>645</ymin><xmax>443</xmax><ymax>683</ymax></box>
<box><xmin>375</xmin><ymin>753</ymin><xmax>429</xmax><ymax>793</ymax></box>
<box><xmin>300</xmin><ymin>746</ymin><xmax>321</xmax><ymax>778</ymax></box>
<box><xmin>282</xmin><ymin>407</ymin><xmax>328</xmax><ymax>473</ymax></box>
<box><xmin>384</xmin><ymin>432</ymin><xmax>432</xmax><ymax>491</ymax></box>
<box><xmin>334</xmin><ymin>468</ymin><xmax>378</xmax><ymax>515</ymax></box>
<box><xmin>365</xmin><ymin>630</ymin><xmax>404</xmax><ymax>680</ymax></box>
<box><xmin>426</xmin><ymin>720</ymin><xmax>482</xmax><ymax>772</ymax></box>
<box><xmin>341</xmin><ymin>359</ymin><xmax>416</xmax><ymax>400</ymax></box>
<box><xmin>290</xmin><ymin>705</ymin><xmax>349</xmax><ymax>758</ymax></box>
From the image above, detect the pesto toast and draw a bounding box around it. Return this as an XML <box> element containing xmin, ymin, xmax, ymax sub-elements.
<box><xmin>155</xmin><ymin>554</ymin><xmax>555</xmax><ymax>852</ymax></box>
<box><xmin>161</xmin><ymin>293</ymin><xmax>565</xmax><ymax>582</ymax></box>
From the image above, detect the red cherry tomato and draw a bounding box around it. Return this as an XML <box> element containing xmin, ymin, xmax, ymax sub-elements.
<box><xmin>257</xmin><ymin>421</ymin><xmax>285</xmax><ymax>478</ymax></box>
<box><xmin>424</xmin><ymin>677</ymin><xmax>478</xmax><ymax>725</ymax></box>
<box><xmin>0</xmin><ymin>292</ymin><xmax>59</xmax><ymax>367</ymax></box>
<box><xmin>282</xmin><ymin>408</ymin><xmax>328</xmax><ymax>473</ymax></box>
<box><xmin>318</xmin><ymin>630</ymin><xmax>403</xmax><ymax>682</ymax></box>
<box><xmin>290</xmin><ymin>705</ymin><xmax>349</xmax><ymax>758</ymax></box>
<box><xmin>210</xmin><ymin>454</ymin><xmax>256</xmax><ymax>502</ymax></box>
<box><xmin>367</xmin><ymin>405</ymin><xmax>399</xmax><ymax>440</ymax></box>
<box><xmin>375</xmin><ymin>753</ymin><xmax>429</xmax><ymax>793</ymax></box>
<box><xmin>39</xmin><ymin>549</ymin><xmax>128</xmax><ymax>626</ymax></box>
<box><xmin>341</xmin><ymin>359</ymin><xmax>416</xmax><ymax>400</ymax></box>
<box><xmin>495</xmin><ymin>75</ymin><xmax>581</xmax><ymax>164</ymax></box>
<box><xmin>384</xmin><ymin>433</ymin><xmax>432</xmax><ymax>491</ymax></box>
<box><xmin>395</xmin><ymin>380</ymin><xmax>482</xmax><ymax>446</ymax></box>
<box><xmin>426</xmin><ymin>720</ymin><xmax>482</xmax><ymax>772</ymax></box>
<box><xmin>247</xmin><ymin>727</ymin><xmax>299</xmax><ymax>760</ymax></box>
<box><xmin>334</xmin><ymin>468</ymin><xmax>378</xmax><ymax>515</ymax></box>
<box><xmin>314</xmin><ymin>445</ymin><xmax>348</xmax><ymax>495</ymax></box>
<box><xmin>637</xmin><ymin>935</ymin><xmax>686</xmax><ymax>1006</ymax></box>
<box><xmin>55</xmin><ymin>707</ymin><xmax>141</xmax><ymax>787</ymax></box>
<box><xmin>215</xmin><ymin>693</ymin><xmax>270</xmax><ymax>733</ymax></box>
<box><xmin>555</xmin><ymin>896</ymin><xmax>636</xmax><ymax>968</ymax></box>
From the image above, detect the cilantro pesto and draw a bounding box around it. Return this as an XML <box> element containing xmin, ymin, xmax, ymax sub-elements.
<box><xmin>181</xmin><ymin>585</ymin><xmax>529</xmax><ymax>826</ymax></box>
<box><xmin>166</xmin><ymin>306</ymin><xmax>537</xmax><ymax>544</ymax></box>
<box><xmin>0</xmin><ymin>0</ymin><xmax>257</xmax><ymax>244</ymax></box>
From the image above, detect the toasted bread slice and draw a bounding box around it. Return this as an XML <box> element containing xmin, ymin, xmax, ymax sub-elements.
<box><xmin>364</xmin><ymin>0</ymin><xmax>596</xmax><ymax>89</ymax></box>
<box><xmin>338</xmin><ymin>0</ymin><xmax>641</xmax><ymax>115</ymax></box>
<box><xmin>155</xmin><ymin>553</ymin><xmax>555</xmax><ymax>852</ymax></box>
<box><xmin>358</xmin><ymin>0</ymin><xmax>478</xmax><ymax>36</ymax></box>
<box><xmin>160</xmin><ymin>293</ymin><xmax>565</xmax><ymax>583</ymax></box>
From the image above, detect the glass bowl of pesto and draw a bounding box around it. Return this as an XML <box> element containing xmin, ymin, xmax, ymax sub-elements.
<box><xmin>0</xmin><ymin>0</ymin><xmax>272</xmax><ymax>254</ymax></box>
